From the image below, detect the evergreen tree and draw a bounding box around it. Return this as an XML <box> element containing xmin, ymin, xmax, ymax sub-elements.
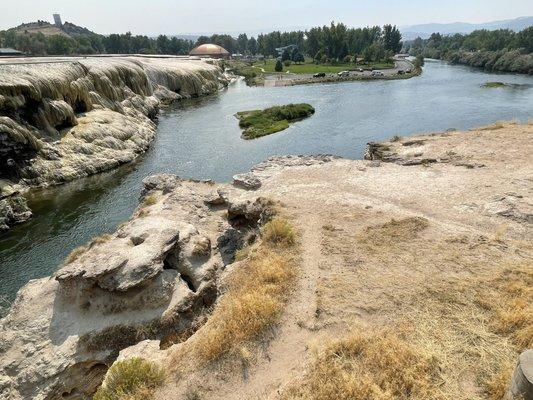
<box><xmin>275</xmin><ymin>59</ymin><xmax>283</xmax><ymax>72</ymax></box>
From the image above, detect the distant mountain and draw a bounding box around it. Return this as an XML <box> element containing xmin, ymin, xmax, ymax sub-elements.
<box><xmin>401</xmin><ymin>16</ymin><xmax>533</xmax><ymax>40</ymax></box>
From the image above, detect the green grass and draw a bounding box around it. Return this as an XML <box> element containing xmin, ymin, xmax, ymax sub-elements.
<box><xmin>253</xmin><ymin>59</ymin><xmax>394</xmax><ymax>74</ymax></box>
<box><xmin>236</xmin><ymin>103</ymin><xmax>315</xmax><ymax>139</ymax></box>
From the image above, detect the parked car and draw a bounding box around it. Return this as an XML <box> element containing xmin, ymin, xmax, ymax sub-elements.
<box><xmin>356</xmin><ymin>68</ymin><xmax>364</xmax><ymax>72</ymax></box>
<box><xmin>397</xmin><ymin>70</ymin><xmax>405</xmax><ymax>75</ymax></box>
<box><xmin>337</xmin><ymin>70</ymin><xmax>350</xmax><ymax>77</ymax></box>
<box><xmin>405</xmin><ymin>69</ymin><xmax>412</xmax><ymax>73</ymax></box>
<box><xmin>313</xmin><ymin>72</ymin><xmax>326</xmax><ymax>78</ymax></box>
<box><xmin>371</xmin><ymin>70</ymin><xmax>384</xmax><ymax>76</ymax></box>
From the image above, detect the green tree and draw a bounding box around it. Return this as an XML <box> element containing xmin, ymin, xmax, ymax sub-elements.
<box><xmin>46</xmin><ymin>35</ymin><xmax>75</xmax><ymax>55</ymax></box>
<box><xmin>237</xmin><ymin>33</ymin><xmax>248</xmax><ymax>54</ymax></box>
<box><xmin>383</xmin><ymin>25</ymin><xmax>402</xmax><ymax>53</ymax></box>
<box><xmin>248</xmin><ymin>37</ymin><xmax>258</xmax><ymax>55</ymax></box>
<box><xmin>414</xmin><ymin>55</ymin><xmax>425</xmax><ymax>69</ymax></box>
<box><xmin>275</xmin><ymin>59</ymin><xmax>283</xmax><ymax>72</ymax></box>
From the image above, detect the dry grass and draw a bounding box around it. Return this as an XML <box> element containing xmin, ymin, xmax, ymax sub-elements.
<box><xmin>283</xmin><ymin>329</ymin><xmax>444</xmax><ymax>400</ymax></box>
<box><xmin>399</xmin><ymin>263</ymin><xmax>532</xmax><ymax>399</ymax></box>
<box><xmin>357</xmin><ymin>216</ymin><xmax>429</xmax><ymax>250</ymax></box>
<box><xmin>93</xmin><ymin>358</ymin><xmax>165</xmax><ymax>400</ymax></box>
<box><xmin>63</xmin><ymin>233</ymin><xmax>113</xmax><ymax>265</ymax></box>
<box><xmin>478</xmin><ymin>265</ymin><xmax>533</xmax><ymax>349</ymax></box>
<box><xmin>262</xmin><ymin>217</ymin><xmax>296</xmax><ymax>246</ymax></box>
<box><xmin>477</xmin><ymin>121</ymin><xmax>516</xmax><ymax>131</ymax></box>
<box><xmin>190</xmin><ymin>247</ymin><xmax>296</xmax><ymax>361</ymax></box>
<box><xmin>64</xmin><ymin>245</ymin><xmax>88</xmax><ymax>264</ymax></box>
<box><xmin>170</xmin><ymin>217</ymin><xmax>298</xmax><ymax>367</ymax></box>
<box><xmin>143</xmin><ymin>194</ymin><xmax>158</xmax><ymax>206</ymax></box>
<box><xmin>391</xmin><ymin>135</ymin><xmax>402</xmax><ymax>142</ymax></box>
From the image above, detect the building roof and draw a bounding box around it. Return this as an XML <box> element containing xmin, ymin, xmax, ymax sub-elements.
<box><xmin>189</xmin><ymin>44</ymin><xmax>229</xmax><ymax>56</ymax></box>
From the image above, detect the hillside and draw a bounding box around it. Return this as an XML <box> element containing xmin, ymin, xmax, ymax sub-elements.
<box><xmin>401</xmin><ymin>16</ymin><xmax>533</xmax><ymax>39</ymax></box>
<box><xmin>10</xmin><ymin>20</ymin><xmax>95</xmax><ymax>37</ymax></box>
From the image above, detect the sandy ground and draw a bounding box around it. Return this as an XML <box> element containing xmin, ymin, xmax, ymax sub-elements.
<box><xmin>156</xmin><ymin>122</ymin><xmax>532</xmax><ymax>399</ymax></box>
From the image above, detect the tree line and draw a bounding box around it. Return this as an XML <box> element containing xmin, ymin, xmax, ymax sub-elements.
<box><xmin>0</xmin><ymin>30</ymin><xmax>193</xmax><ymax>56</ymax></box>
<box><xmin>406</xmin><ymin>27</ymin><xmax>533</xmax><ymax>74</ymax></box>
<box><xmin>199</xmin><ymin>22</ymin><xmax>402</xmax><ymax>63</ymax></box>
<box><xmin>0</xmin><ymin>21</ymin><xmax>402</xmax><ymax>63</ymax></box>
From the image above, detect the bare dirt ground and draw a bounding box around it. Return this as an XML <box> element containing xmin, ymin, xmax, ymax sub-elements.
<box><xmin>157</xmin><ymin>122</ymin><xmax>532</xmax><ymax>399</ymax></box>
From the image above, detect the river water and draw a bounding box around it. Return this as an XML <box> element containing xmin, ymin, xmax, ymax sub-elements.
<box><xmin>1</xmin><ymin>59</ymin><xmax>532</xmax><ymax>305</ymax></box>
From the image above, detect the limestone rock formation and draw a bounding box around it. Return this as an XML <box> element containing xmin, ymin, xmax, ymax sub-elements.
<box><xmin>0</xmin><ymin>172</ymin><xmax>275</xmax><ymax>400</ymax></box>
<box><xmin>0</xmin><ymin>57</ymin><xmax>228</xmax><ymax>230</ymax></box>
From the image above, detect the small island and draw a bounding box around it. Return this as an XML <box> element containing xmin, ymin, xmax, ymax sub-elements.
<box><xmin>236</xmin><ymin>103</ymin><xmax>315</xmax><ymax>139</ymax></box>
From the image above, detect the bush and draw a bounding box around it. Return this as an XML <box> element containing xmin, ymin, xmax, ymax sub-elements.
<box><xmin>262</xmin><ymin>217</ymin><xmax>296</xmax><ymax>246</ymax></box>
<box><xmin>275</xmin><ymin>59</ymin><xmax>283</xmax><ymax>72</ymax></box>
<box><xmin>414</xmin><ymin>54</ymin><xmax>425</xmax><ymax>69</ymax></box>
<box><xmin>93</xmin><ymin>358</ymin><xmax>165</xmax><ymax>400</ymax></box>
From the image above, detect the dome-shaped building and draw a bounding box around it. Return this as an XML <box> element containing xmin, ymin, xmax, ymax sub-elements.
<box><xmin>189</xmin><ymin>43</ymin><xmax>230</xmax><ymax>59</ymax></box>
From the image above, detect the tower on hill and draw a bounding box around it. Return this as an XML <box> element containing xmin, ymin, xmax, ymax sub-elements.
<box><xmin>53</xmin><ymin>13</ymin><xmax>62</xmax><ymax>27</ymax></box>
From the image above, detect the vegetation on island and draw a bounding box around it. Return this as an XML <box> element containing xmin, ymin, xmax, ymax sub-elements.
<box><xmin>406</xmin><ymin>27</ymin><xmax>533</xmax><ymax>74</ymax></box>
<box><xmin>236</xmin><ymin>103</ymin><xmax>315</xmax><ymax>139</ymax></box>
<box><xmin>482</xmin><ymin>81</ymin><xmax>508</xmax><ymax>88</ymax></box>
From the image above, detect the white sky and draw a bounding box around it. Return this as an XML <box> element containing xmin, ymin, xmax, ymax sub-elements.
<box><xmin>1</xmin><ymin>0</ymin><xmax>532</xmax><ymax>35</ymax></box>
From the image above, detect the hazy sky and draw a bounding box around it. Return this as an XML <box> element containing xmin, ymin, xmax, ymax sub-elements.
<box><xmin>1</xmin><ymin>0</ymin><xmax>532</xmax><ymax>35</ymax></box>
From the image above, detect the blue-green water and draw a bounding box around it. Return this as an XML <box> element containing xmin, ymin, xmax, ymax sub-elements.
<box><xmin>1</xmin><ymin>59</ymin><xmax>532</xmax><ymax>305</ymax></box>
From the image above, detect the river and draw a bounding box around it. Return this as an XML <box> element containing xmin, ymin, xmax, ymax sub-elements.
<box><xmin>1</xmin><ymin>59</ymin><xmax>532</xmax><ymax>307</ymax></box>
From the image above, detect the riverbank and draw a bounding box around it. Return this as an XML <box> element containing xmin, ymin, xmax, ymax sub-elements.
<box><xmin>0</xmin><ymin>56</ymin><xmax>229</xmax><ymax>231</ymax></box>
<box><xmin>229</xmin><ymin>58</ymin><xmax>418</xmax><ymax>87</ymax></box>
<box><xmin>1</xmin><ymin>121</ymin><xmax>531</xmax><ymax>399</ymax></box>
<box><xmin>423</xmin><ymin>50</ymin><xmax>533</xmax><ymax>75</ymax></box>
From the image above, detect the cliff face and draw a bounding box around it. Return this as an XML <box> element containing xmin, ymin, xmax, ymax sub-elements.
<box><xmin>0</xmin><ymin>172</ymin><xmax>271</xmax><ymax>399</ymax></box>
<box><xmin>0</xmin><ymin>57</ymin><xmax>228</xmax><ymax>230</ymax></box>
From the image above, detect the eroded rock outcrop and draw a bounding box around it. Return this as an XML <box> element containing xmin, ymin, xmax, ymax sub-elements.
<box><xmin>0</xmin><ymin>172</ymin><xmax>274</xmax><ymax>400</ymax></box>
<box><xmin>0</xmin><ymin>57</ymin><xmax>228</xmax><ymax>230</ymax></box>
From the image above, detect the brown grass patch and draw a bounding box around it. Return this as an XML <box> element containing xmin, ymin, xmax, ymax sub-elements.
<box><xmin>143</xmin><ymin>194</ymin><xmax>158</xmax><ymax>206</ymax></box>
<box><xmin>170</xmin><ymin>217</ymin><xmax>298</xmax><ymax>369</ymax></box>
<box><xmin>190</xmin><ymin>247</ymin><xmax>296</xmax><ymax>361</ymax></box>
<box><xmin>262</xmin><ymin>217</ymin><xmax>296</xmax><ymax>246</ymax></box>
<box><xmin>357</xmin><ymin>217</ymin><xmax>429</xmax><ymax>250</ymax></box>
<box><xmin>94</xmin><ymin>358</ymin><xmax>165</xmax><ymax>400</ymax></box>
<box><xmin>283</xmin><ymin>329</ymin><xmax>444</xmax><ymax>400</ymax></box>
<box><xmin>477</xmin><ymin>121</ymin><xmax>516</xmax><ymax>131</ymax></box>
<box><xmin>64</xmin><ymin>245</ymin><xmax>88</xmax><ymax>264</ymax></box>
<box><xmin>478</xmin><ymin>265</ymin><xmax>533</xmax><ymax>349</ymax></box>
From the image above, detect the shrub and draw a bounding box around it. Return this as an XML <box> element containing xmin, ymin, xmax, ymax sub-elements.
<box><xmin>275</xmin><ymin>59</ymin><xmax>283</xmax><ymax>72</ymax></box>
<box><xmin>262</xmin><ymin>218</ymin><xmax>296</xmax><ymax>246</ymax></box>
<box><xmin>93</xmin><ymin>358</ymin><xmax>165</xmax><ymax>400</ymax></box>
<box><xmin>143</xmin><ymin>194</ymin><xmax>158</xmax><ymax>206</ymax></box>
